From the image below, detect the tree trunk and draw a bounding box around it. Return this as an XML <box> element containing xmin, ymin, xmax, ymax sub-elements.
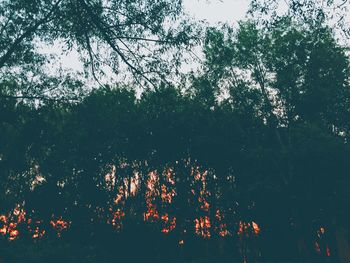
<box><xmin>335</xmin><ymin>226</ymin><xmax>350</xmax><ymax>263</ymax></box>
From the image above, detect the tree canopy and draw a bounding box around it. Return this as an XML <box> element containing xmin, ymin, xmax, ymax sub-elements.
<box><xmin>0</xmin><ymin>0</ymin><xmax>199</xmax><ymax>101</ymax></box>
<box><xmin>1</xmin><ymin>1</ymin><xmax>350</xmax><ymax>263</ymax></box>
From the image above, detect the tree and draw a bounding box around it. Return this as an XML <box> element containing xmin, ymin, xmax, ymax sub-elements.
<box><xmin>249</xmin><ymin>0</ymin><xmax>350</xmax><ymax>37</ymax></box>
<box><xmin>1</xmin><ymin>5</ymin><xmax>350</xmax><ymax>261</ymax></box>
<box><xmin>0</xmin><ymin>0</ymin><xmax>200</xmax><ymax>100</ymax></box>
<box><xmin>192</xmin><ymin>17</ymin><xmax>350</xmax><ymax>261</ymax></box>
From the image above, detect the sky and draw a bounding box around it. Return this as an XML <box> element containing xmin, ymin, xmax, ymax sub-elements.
<box><xmin>36</xmin><ymin>0</ymin><xmax>350</xmax><ymax>79</ymax></box>
<box><xmin>183</xmin><ymin>0</ymin><xmax>249</xmax><ymax>25</ymax></box>
<box><xmin>55</xmin><ymin>0</ymin><xmax>250</xmax><ymax>78</ymax></box>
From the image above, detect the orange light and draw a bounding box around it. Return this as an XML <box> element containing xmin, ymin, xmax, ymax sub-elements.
<box><xmin>144</xmin><ymin>203</ymin><xmax>159</xmax><ymax>222</ymax></box>
<box><xmin>111</xmin><ymin>209</ymin><xmax>125</xmax><ymax>230</ymax></box>
<box><xmin>161</xmin><ymin>214</ymin><xmax>176</xmax><ymax>234</ymax></box>
<box><xmin>326</xmin><ymin>245</ymin><xmax>331</xmax><ymax>257</ymax></box>
<box><xmin>161</xmin><ymin>214</ymin><xmax>169</xmax><ymax>222</ymax></box>
<box><xmin>0</xmin><ymin>215</ymin><xmax>7</xmax><ymax>223</ymax></box>
<box><xmin>237</xmin><ymin>221</ymin><xmax>260</xmax><ymax>237</ymax></box>
<box><xmin>218</xmin><ymin>224</ymin><xmax>229</xmax><ymax>237</ymax></box>
<box><xmin>252</xmin><ymin>221</ymin><xmax>260</xmax><ymax>235</ymax></box>
<box><xmin>200</xmin><ymin>200</ymin><xmax>210</xmax><ymax>211</ymax></box>
<box><xmin>320</xmin><ymin>227</ymin><xmax>325</xmax><ymax>234</ymax></box>
<box><xmin>0</xmin><ymin>225</ymin><xmax>7</xmax><ymax>235</ymax></box>
<box><xmin>9</xmin><ymin>229</ymin><xmax>19</xmax><ymax>241</ymax></box>
<box><xmin>0</xmin><ymin>214</ymin><xmax>7</xmax><ymax>235</ymax></box>
<box><xmin>195</xmin><ymin>216</ymin><xmax>211</xmax><ymax>238</ymax></box>
<box><xmin>32</xmin><ymin>227</ymin><xmax>46</xmax><ymax>239</ymax></box>
<box><xmin>50</xmin><ymin>217</ymin><xmax>70</xmax><ymax>237</ymax></box>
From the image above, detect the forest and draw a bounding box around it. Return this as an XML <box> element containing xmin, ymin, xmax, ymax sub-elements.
<box><xmin>1</xmin><ymin>0</ymin><xmax>350</xmax><ymax>262</ymax></box>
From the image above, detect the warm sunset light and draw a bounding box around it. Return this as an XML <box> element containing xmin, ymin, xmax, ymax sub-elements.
<box><xmin>314</xmin><ymin>226</ymin><xmax>331</xmax><ymax>258</ymax></box>
<box><xmin>50</xmin><ymin>217</ymin><xmax>70</xmax><ymax>237</ymax></box>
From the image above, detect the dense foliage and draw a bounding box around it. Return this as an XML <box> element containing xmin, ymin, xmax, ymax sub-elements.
<box><xmin>1</xmin><ymin>1</ymin><xmax>350</xmax><ymax>263</ymax></box>
<box><xmin>0</xmin><ymin>0</ymin><xmax>198</xmax><ymax>101</ymax></box>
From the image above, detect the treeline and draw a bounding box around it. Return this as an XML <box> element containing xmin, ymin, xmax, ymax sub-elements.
<box><xmin>1</xmin><ymin>19</ymin><xmax>350</xmax><ymax>263</ymax></box>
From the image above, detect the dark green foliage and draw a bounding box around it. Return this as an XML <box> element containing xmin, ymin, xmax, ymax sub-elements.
<box><xmin>0</xmin><ymin>0</ymin><xmax>199</xmax><ymax>100</ymax></box>
<box><xmin>1</xmin><ymin>4</ymin><xmax>350</xmax><ymax>262</ymax></box>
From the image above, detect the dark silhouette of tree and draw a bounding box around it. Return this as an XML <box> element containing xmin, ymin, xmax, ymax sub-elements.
<box><xmin>0</xmin><ymin>0</ymin><xmax>199</xmax><ymax>101</ymax></box>
<box><xmin>1</xmin><ymin>4</ymin><xmax>350</xmax><ymax>263</ymax></box>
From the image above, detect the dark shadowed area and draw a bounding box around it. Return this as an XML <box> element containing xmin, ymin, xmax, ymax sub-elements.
<box><xmin>1</xmin><ymin>0</ymin><xmax>350</xmax><ymax>263</ymax></box>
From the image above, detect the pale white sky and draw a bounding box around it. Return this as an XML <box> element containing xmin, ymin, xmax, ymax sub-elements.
<box><xmin>54</xmin><ymin>0</ymin><xmax>250</xmax><ymax>81</ymax></box>
<box><xmin>41</xmin><ymin>0</ymin><xmax>350</xmax><ymax>89</ymax></box>
<box><xmin>183</xmin><ymin>0</ymin><xmax>249</xmax><ymax>25</ymax></box>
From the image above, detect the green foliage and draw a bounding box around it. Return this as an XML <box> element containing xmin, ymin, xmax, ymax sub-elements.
<box><xmin>1</xmin><ymin>2</ymin><xmax>350</xmax><ymax>261</ymax></box>
<box><xmin>0</xmin><ymin>0</ymin><xmax>200</xmax><ymax>100</ymax></box>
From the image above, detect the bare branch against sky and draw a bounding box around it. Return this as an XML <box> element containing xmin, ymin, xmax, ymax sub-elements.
<box><xmin>51</xmin><ymin>0</ymin><xmax>249</xmax><ymax>81</ymax></box>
